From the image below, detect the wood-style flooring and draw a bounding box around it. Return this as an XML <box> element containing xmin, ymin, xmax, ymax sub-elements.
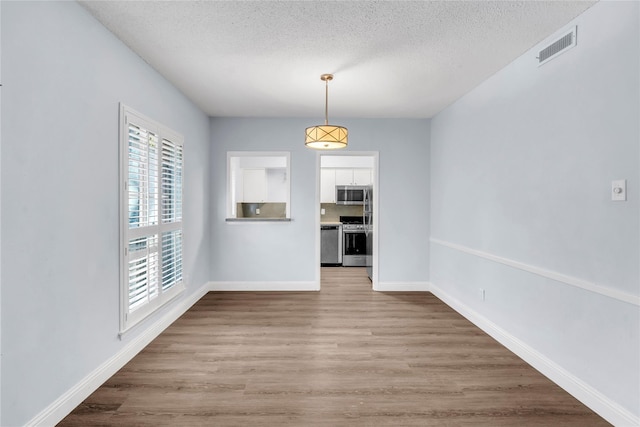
<box><xmin>59</xmin><ymin>267</ymin><xmax>609</xmax><ymax>426</ymax></box>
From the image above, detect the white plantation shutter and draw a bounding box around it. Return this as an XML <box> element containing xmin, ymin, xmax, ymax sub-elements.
<box><xmin>161</xmin><ymin>230</ymin><xmax>182</xmax><ymax>290</ymax></box>
<box><xmin>128</xmin><ymin>235</ymin><xmax>159</xmax><ymax>310</ymax></box>
<box><xmin>120</xmin><ymin>105</ymin><xmax>184</xmax><ymax>332</ymax></box>
<box><xmin>127</xmin><ymin>124</ymin><xmax>159</xmax><ymax>228</ymax></box>
<box><xmin>161</xmin><ymin>138</ymin><xmax>183</xmax><ymax>223</ymax></box>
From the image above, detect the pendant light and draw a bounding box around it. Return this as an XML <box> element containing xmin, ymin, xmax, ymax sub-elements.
<box><xmin>305</xmin><ymin>74</ymin><xmax>348</xmax><ymax>149</ymax></box>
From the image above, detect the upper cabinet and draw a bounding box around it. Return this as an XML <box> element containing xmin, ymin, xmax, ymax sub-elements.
<box><xmin>266</xmin><ymin>168</ymin><xmax>288</xmax><ymax>202</ymax></box>
<box><xmin>353</xmin><ymin>169</ymin><xmax>372</xmax><ymax>185</ymax></box>
<box><xmin>320</xmin><ymin>169</ymin><xmax>336</xmax><ymax>203</ymax></box>
<box><xmin>335</xmin><ymin>168</ymin><xmax>372</xmax><ymax>186</ymax></box>
<box><xmin>242</xmin><ymin>168</ymin><xmax>266</xmax><ymax>202</ymax></box>
<box><xmin>334</xmin><ymin>169</ymin><xmax>353</xmax><ymax>186</ymax></box>
<box><xmin>241</xmin><ymin>168</ymin><xmax>287</xmax><ymax>203</ymax></box>
<box><xmin>321</xmin><ymin>168</ymin><xmax>372</xmax><ymax>203</ymax></box>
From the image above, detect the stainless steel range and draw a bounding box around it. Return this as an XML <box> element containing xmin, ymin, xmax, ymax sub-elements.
<box><xmin>340</xmin><ymin>216</ymin><xmax>366</xmax><ymax>267</ymax></box>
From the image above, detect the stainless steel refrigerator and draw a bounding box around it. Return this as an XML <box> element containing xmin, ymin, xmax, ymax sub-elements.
<box><xmin>363</xmin><ymin>186</ymin><xmax>373</xmax><ymax>281</ymax></box>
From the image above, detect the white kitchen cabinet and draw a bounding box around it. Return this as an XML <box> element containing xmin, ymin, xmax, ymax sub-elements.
<box><xmin>334</xmin><ymin>169</ymin><xmax>353</xmax><ymax>186</ymax></box>
<box><xmin>353</xmin><ymin>169</ymin><xmax>372</xmax><ymax>185</ymax></box>
<box><xmin>242</xmin><ymin>168</ymin><xmax>266</xmax><ymax>202</ymax></box>
<box><xmin>334</xmin><ymin>168</ymin><xmax>372</xmax><ymax>186</ymax></box>
<box><xmin>266</xmin><ymin>168</ymin><xmax>287</xmax><ymax>202</ymax></box>
<box><xmin>320</xmin><ymin>169</ymin><xmax>336</xmax><ymax>203</ymax></box>
<box><xmin>241</xmin><ymin>168</ymin><xmax>288</xmax><ymax>203</ymax></box>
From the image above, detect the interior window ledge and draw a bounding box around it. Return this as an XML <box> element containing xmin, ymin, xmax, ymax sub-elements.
<box><xmin>225</xmin><ymin>218</ymin><xmax>292</xmax><ymax>222</ymax></box>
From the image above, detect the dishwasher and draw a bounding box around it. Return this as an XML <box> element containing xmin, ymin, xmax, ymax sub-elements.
<box><xmin>321</xmin><ymin>224</ymin><xmax>342</xmax><ymax>266</ymax></box>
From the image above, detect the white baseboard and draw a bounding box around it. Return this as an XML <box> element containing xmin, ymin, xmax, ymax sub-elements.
<box><xmin>429</xmin><ymin>282</ymin><xmax>639</xmax><ymax>427</ymax></box>
<box><xmin>374</xmin><ymin>281</ymin><xmax>430</xmax><ymax>292</ymax></box>
<box><xmin>26</xmin><ymin>282</ymin><xmax>210</xmax><ymax>427</ymax></box>
<box><xmin>209</xmin><ymin>281</ymin><xmax>319</xmax><ymax>291</ymax></box>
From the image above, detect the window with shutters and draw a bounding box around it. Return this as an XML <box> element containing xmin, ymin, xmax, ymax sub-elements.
<box><xmin>120</xmin><ymin>104</ymin><xmax>184</xmax><ymax>332</ymax></box>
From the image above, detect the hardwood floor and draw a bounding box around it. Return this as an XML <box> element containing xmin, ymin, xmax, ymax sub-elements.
<box><xmin>59</xmin><ymin>267</ymin><xmax>609</xmax><ymax>426</ymax></box>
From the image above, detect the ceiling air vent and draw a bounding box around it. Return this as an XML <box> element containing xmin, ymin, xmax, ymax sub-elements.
<box><xmin>537</xmin><ymin>26</ymin><xmax>577</xmax><ymax>66</ymax></box>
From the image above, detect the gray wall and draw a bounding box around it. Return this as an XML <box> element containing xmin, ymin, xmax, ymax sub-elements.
<box><xmin>430</xmin><ymin>0</ymin><xmax>639</xmax><ymax>418</ymax></box>
<box><xmin>3</xmin><ymin>0</ymin><xmax>635</xmax><ymax>424</ymax></box>
<box><xmin>1</xmin><ymin>2</ymin><xmax>211</xmax><ymax>425</ymax></box>
<box><xmin>210</xmin><ymin>118</ymin><xmax>430</xmax><ymax>286</ymax></box>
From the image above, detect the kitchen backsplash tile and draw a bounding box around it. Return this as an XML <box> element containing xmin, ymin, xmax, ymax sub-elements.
<box><xmin>320</xmin><ymin>203</ymin><xmax>363</xmax><ymax>222</ymax></box>
<box><xmin>237</xmin><ymin>203</ymin><xmax>286</xmax><ymax>218</ymax></box>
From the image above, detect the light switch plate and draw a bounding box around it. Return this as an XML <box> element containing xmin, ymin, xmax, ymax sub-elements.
<box><xmin>612</xmin><ymin>179</ymin><xmax>626</xmax><ymax>201</ymax></box>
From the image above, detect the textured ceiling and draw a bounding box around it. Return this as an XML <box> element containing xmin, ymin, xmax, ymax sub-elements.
<box><xmin>79</xmin><ymin>1</ymin><xmax>596</xmax><ymax>119</ymax></box>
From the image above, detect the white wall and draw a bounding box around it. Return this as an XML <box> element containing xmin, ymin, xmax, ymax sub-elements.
<box><xmin>210</xmin><ymin>118</ymin><xmax>430</xmax><ymax>287</ymax></box>
<box><xmin>1</xmin><ymin>2</ymin><xmax>211</xmax><ymax>425</ymax></box>
<box><xmin>430</xmin><ymin>1</ymin><xmax>639</xmax><ymax>424</ymax></box>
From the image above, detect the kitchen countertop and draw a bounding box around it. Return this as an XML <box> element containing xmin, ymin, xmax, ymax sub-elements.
<box><xmin>226</xmin><ymin>218</ymin><xmax>292</xmax><ymax>222</ymax></box>
<box><xmin>321</xmin><ymin>221</ymin><xmax>342</xmax><ymax>226</ymax></box>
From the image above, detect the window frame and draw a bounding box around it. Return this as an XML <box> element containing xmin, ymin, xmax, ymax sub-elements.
<box><xmin>119</xmin><ymin>104</ymin><xmax>185</xmax><ymax>333</ymax></box>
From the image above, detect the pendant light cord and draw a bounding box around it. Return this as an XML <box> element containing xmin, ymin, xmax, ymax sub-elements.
<box><xmin>324</xmin><ymin>78</ymin><xmax>329</xmax><ymax>126</ymax></box>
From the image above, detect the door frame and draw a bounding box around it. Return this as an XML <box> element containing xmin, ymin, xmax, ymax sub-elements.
<box><xmin>315</xmin><ymin>151</ymin><xmax>379</xmax><ymax>289</ymax></box>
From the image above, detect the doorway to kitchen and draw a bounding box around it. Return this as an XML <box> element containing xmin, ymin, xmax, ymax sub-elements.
<box><xmin>317</xmin><ymin>153</ymin><xmax>378</xmax><ymax>290</ymax></box>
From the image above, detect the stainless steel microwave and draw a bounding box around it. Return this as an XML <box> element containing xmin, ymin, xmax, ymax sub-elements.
<box><xmin>336</xmin><ymin>185</ymin><xmax>367</xmax><ymax>205</ymax></box>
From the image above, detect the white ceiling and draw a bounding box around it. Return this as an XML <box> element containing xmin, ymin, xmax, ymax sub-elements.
<box><xmin>79</xmin><ymin>1</ymin><xmax>595</xmax><ymax>119</ymax></box>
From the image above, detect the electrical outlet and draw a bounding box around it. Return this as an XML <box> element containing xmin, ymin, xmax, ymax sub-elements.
<box><xmin>256</xmin><ymin>208</ymin><xmax>261</xmax><ymax>215</ymax></box>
